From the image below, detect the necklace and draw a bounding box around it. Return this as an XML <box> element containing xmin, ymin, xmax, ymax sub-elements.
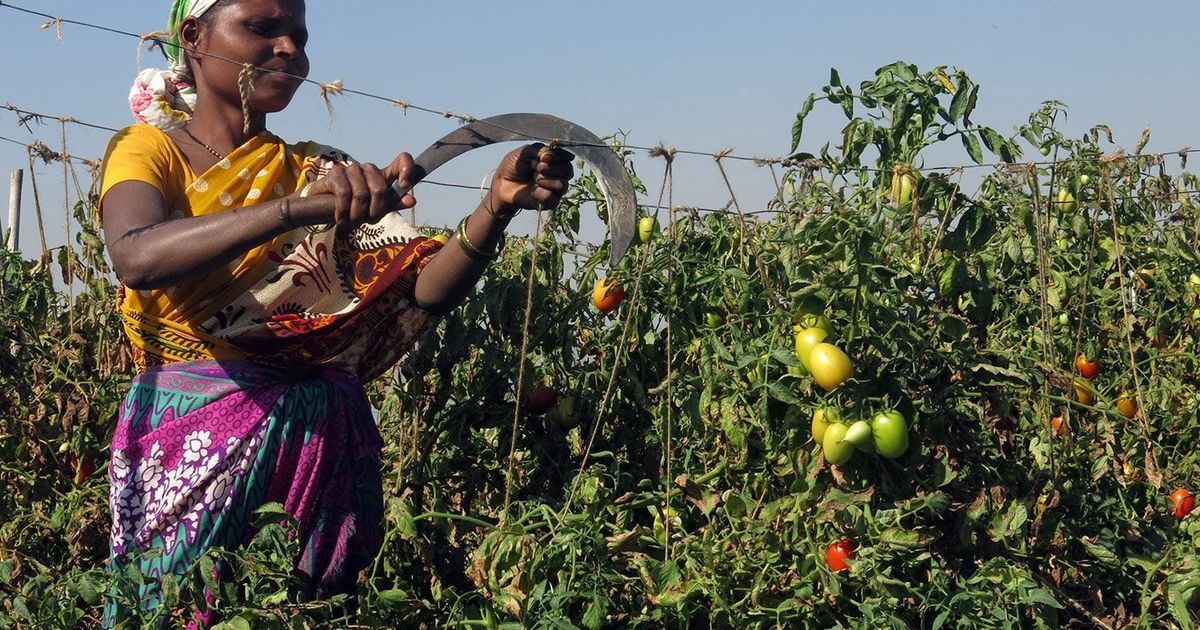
<box><xmin>182</xmin><ymin>126</ymin><xmax>226</xmax><ymax>160</ymax></box>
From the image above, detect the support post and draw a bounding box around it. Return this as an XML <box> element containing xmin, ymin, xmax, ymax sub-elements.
<box><xmin>6</xmin><ymin>169</ymin><xmax>21</xmax><ymax>251</ymax></box>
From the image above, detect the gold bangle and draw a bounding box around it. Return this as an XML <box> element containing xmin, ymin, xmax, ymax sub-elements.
<box><xmin>456</xmin><ymin>215</ymin><xmax>504</xmax><ymax>262</ymax></box>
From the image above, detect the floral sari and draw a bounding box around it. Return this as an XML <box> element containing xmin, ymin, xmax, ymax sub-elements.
<box><xmin>100</xmin><ymin>125</ymin><xmax>445</xmax><ymax>624</ymax></box>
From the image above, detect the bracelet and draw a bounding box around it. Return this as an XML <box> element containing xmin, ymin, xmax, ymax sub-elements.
<box><xmin>456</xmin><ymin>215</ymin><xmax>505</xmax><ymax>262</ymax></box>
<box><xmin>484</xmin><ymin>196</ymin><xmax>521</xmax><ymax>220</ymax></box>
<box><xmin>298</xmin><ymin>182</ymin><xmax>335</xmax><ymax>234</ymax></box>
<box><xmin>277</xmin><ymin>197</ymin><xmax>295</xmax><ymax>229</ymax></box>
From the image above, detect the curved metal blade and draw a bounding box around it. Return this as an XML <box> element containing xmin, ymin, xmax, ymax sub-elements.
<box><xmin>392</xmin><ymin>113</ymin><xmax>637</xmax><ymax>266</ymax></box>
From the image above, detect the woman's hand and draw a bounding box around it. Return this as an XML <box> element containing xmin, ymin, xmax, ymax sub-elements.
<box><xmin>307</xmin><ymin>158</ymin><xmax>418</xmax><ymax>227</ymax></box>
<box><xmin>485</xmin><ymin>143</ymin><xmax>576</xmax><ymax>217</ymax></box>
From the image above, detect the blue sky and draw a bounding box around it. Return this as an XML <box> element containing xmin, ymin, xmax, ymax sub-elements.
<box><xmin>3</xmin><ymin>1</ymin><xmax>1200</xmax><ymax>263</ymax></box>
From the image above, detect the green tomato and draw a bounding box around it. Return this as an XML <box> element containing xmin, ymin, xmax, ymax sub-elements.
<box><xmin>821</xmin><ymin>422</ymin><xmax>855</xmax><ymax>466</ymax></box>
<box><xmin>809</xmin><ymin>343</ymin><xmax>853</xmax><ymax>392</ymax></box>
<box><xmin>793</xmin><ymin>326</ymin><xmax>829</xmax><ymax>370</ymax></box>
<box><xmin>705</xmin><ymin>311</ymin><xmax>725</xmax><ymax>327</ymax></box>
<box><xmin>747</xmin><ymin>354</ymin><xmax>770</xmax><ymax>384</ymax></box>
<box><xmin>549</xmin><ymin>396</ymin><xmax>579</xmax><ymax>429</ymax></box>
<box><xmin>844</xmin><ymin>420</ymin><xmax>872</xmax><ymax>446</ymax></box>
<box><xmin>1188</xmin><ymin>273</ymin><xmax>1200</xmax><ymax>294</ymax></box>
<box><xmin>794</xmin><ymin>313</ymin><xmax>832</xmax><ymax>333</ymax></box>
<box><xmin>1056</xmin><ymin>188</ymin><xmax>1077</xmax><ymax>213</ymax></box>
<box><xmin>1039</xmin><ymin>145</ymin><xmax>1051</xmax><ymax>156</ymax></box>
<box><xmin>871</xmin><ymin>410</ymin><xmax>910</xmax><ymax>459</ymax></box>
<box><xmin>812</xmin><ymin>407</ymin><xmax>839</xmax><ymax>443</ymax></box>
<box><xmin>639</xmin><ymin>216</ymin><xmax>658</xmax><ymax>243</ymax></box>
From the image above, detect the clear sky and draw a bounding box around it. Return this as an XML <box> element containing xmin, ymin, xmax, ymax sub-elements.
<box><xmin>3</xmin><ymin>1</ymin><xmax>1199</xmax><ymax>264</ymax></box>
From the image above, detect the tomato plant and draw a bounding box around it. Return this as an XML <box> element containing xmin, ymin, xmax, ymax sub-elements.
<box><xmin>8</xmin><ymin>61</ymin><xmax>1200</xmax><ymax>629</ymax></box>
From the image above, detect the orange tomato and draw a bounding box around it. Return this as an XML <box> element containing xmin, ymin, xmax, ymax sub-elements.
<box><xmin>1116</xmin><ymin>394</ymin><xmax>1138</xmax><ymax>419</ymax></box>
<box><xmin>1075</xmin><ymin>355</ymin><xmax>1099</xmax><ymax>380</ymax></box>
<box><xmin>592</xmin><ymin>278</ymin><xmax>623</xmax><ymax>314</ymax></box>
<box><xmin>1073</xmin><ymin>379</ymin><xmax>1094</xmax><ymax>406</ymax></box>
<box><xmin>1050</xmin><ymin>415</ymin><xmax>1067</xmax><ymax>437</ymax></box>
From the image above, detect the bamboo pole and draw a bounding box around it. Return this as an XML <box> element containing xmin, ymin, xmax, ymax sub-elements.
<box><xmin>6</xmin><ymin>169</ymin><xmax>21</xmax><ymax>251</ymax></box>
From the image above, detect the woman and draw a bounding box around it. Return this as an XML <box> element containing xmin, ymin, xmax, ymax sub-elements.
<box><xmin>100</xmin><ymin>0</ymin><xmax>573</xmax><ymax>622</ymax></box>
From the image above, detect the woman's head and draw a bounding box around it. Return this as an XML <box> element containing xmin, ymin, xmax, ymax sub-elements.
<box><xmin>178</xmin><ymin>0</ymin><xmax>310</xmax><ymax>120</ymax></box>
<box><xmin>130</xmin><ymin>0</ymin><xmax>309</xmax><ymax>130</ymax></box>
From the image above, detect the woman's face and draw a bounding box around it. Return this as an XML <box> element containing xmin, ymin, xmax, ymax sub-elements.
<box><xmin>188</xmin><ymin>0</ymin><xmax>310</xmax><ymax>115</ymax></box>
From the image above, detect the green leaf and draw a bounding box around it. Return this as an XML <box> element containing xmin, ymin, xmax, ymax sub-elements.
<box><xmin>948</xmin><ymin>81</ymin><xmax>970</xmax><ymax>123</ymax></box>
<box><xmin>962</xmin><ymin>133</ymin><xmax>984</xmax><ymax>165</ymax></box>
<box><xmin>582</xmin><ymin>595</ymin><xmax>607</xmax><ymax>629</ymax></box>
<box><xmin>376</xmin><ymin>588</ymin><xmax>408</xmax><ymax>611</ymax></box>
<box><xmin>790</xmin><ymin>94</ymin><xmax>817</xmax><ymax>154</ymax></box>
<box><xmin>878</xmin><ymin>527</ymin><xmax>938</xmax><ymax>548</ymax></box>
<box><xmin>830</xmin><ymin>68</ymin><xmax>842</xmax><ymax>88</ymax></box>
<box><xmin>252</xmin><ymin>502</ymin><xmax>293</xmax><ymax>529</ymax></box>
<box><xmin>962</xmin><ymin>84</ymin><xmax>980</xmax><ymax>121</ymax></box>
<box><xmin>768</xmin><ymin>382</ymin><xmax>802</xmax><ymax>405</ymax></box>
<box><xmin>213</xmin><ymin>617</ymin><xmax>253</xmax><ymax>630</ymax></box>
<box><xmin>1081</xmin><ymin>538</ymin><xmax>1121</xmax><ymax>570</ymax></box>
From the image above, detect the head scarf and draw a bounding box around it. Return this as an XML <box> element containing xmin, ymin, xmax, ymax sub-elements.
<box><xmin>129</xmin><ymin>0</ymin><xmax>225</xmax><ymax>130</ymax></box>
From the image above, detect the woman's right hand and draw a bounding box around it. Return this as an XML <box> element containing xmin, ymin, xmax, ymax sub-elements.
<box><xmin>305</xmin><ymin>159</ymin><xmax>418</xmax><ymax>227</ymax></box>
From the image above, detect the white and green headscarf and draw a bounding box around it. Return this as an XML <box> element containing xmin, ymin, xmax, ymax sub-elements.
<box><xmin>129</xmin><ymin>0</ymin><xmax>225</xmax><ymax>130</ymax></box>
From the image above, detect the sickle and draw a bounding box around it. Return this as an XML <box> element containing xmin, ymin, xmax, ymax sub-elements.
<box><xmin>390</xmin><ymin>113</ymin><xmax>638</xmax><ymax>266</ymax></box>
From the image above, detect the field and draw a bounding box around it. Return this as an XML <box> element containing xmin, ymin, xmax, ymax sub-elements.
<box><xmin>2</xmin><ymin>62</ymin><xmax>1200</xmax><ymax>628</ymax></box>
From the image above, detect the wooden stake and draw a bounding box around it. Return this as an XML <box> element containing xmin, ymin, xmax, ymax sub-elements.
<box><xmin>6</xmin><ymin>170</ymin><xmax>21</xmax><ymax>251</ymax></box>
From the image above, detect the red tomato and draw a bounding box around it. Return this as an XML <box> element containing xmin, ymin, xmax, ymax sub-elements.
<box><xmin>1171</xmin><ymin>488</ymin><xmax>1195</xmax><ymax>520</ymax></box>
<box><xmin>1050</xmin><ymin>415</ymin><xmax>1067</xmax><ymax>437</ymax></box>
<box><xmin>1075</xmin><ymin>355</ymin><xmax>1099</xmax><ymax>380</ymax></box>
<box><xmin>70</xmin><ymin>453</ymin><xmax>95</xmax><ymax>485</ymax></box>
<box><xmin>592</xmin><ymin>278</ymin><xmax>623</xmax><ymax>314</ymax></box>
<box><xmin>527</xmin><ymin>386</ymin><xmax>558</xmax><ymax>415</ymax></box>
<box><xmin>826</xmin><ymin>539</ymin><xmax>856</xmax><ymax>573</ymax></box>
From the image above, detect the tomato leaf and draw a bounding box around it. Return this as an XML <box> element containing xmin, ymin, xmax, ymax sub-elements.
<box><xmin>962</xmin><ymin>133</ymin><xmax>984</xmax><ymax>165</ymax></box>
<box><xmin>790</xmin><ymin>94</ymin><xmax>817</xmax><ymax>154</ymax></box>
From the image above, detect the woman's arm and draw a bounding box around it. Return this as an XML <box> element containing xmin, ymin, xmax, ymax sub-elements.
<box><xmin>102</xmin><ymin>162</ymin><xmax>412</xmax><ymax>290</ymax></box>
<box><xmin>412</xmin><ymin>143</ymin><xmax>573</xmax><ymax>315</ymax></box>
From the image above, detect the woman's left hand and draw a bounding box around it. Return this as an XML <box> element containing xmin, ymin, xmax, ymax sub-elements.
<box><xmin>486</xmin><ymin>143</ymin><xmax>575</xmax><ymax>217</ymax></box>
